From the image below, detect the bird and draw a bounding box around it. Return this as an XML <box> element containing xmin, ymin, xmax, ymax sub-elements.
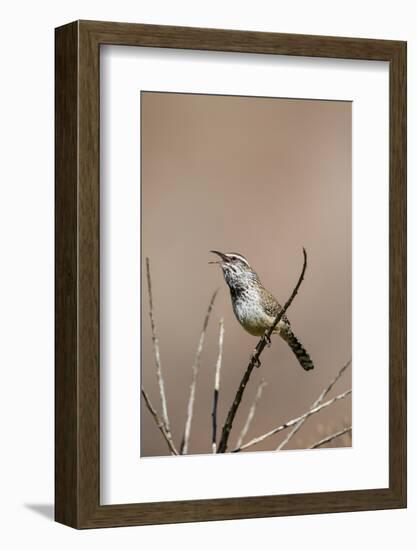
<box><xmin>210</xmin><ymin>250</ymin><xmax>314</xmax><ymax>371</ymax></box>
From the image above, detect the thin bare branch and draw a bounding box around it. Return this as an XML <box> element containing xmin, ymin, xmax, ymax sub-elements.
<box><xmin>235</xmin><ymin>379</ymin><xmax>267</xmax><ymax>450</ymax></box>
<box><xmin>217</xmin><ymin>248</ymin><xmax>308</xmax><ymax>453</ymax></box>
<box><xmin>181</xmin><ymin>289</ymin><xmax>219</xmax><ymax>454</ymax></box>
<box><xmin>211</xmin><ymin>318</ymin><xmax>225</xmax><ymax>453</ymax></box>
<box><xmin>232</xmin><ymin>389</ymin><xmax>351</xmax><ymax>452</ymax></box>
<box><xmin>141</xmin><ymin>387</ymin><xmax>178</xmax><ymax>455</ymax></box>
<box><xmin>277</xmin><ymin>360</ymin><xmax>351</xmax><ymax>450</ymax></box>
<box><xmin>145</xmin><ymin>257</ymin><xmax>171</xmax><ymax>439</ymax></box>
<box><xmin>309</xmin><ymin>426</ymin><xmax>352</xmax><ymax>449</ymax></box>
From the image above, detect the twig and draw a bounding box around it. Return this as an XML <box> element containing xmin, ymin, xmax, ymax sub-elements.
<box><xmin>235</xmin><ymin>379</ymin><xmax>267</xmax><ymax>450</ymax></box>
<box><xmin>145</xmin><ymin>258</ymin><xmax>171</xmax><ymax>439</ymax></box>
<box><xmin>181</xmin><ymin>289</ymin><xmax>219</xmax><ymax>454</ymax></box>
<box><xmin>211</xmin><ymin>318</ymin><xmax>225</xmax><ymax>453</ymax></box>
<box><xmin>277</xmin><ymin>360</ymin><xmax>351</xmax><ymax>450</ymax></box>
<box><xmin>309</xmin><ymin>426</ymin><xmax>352</xmax><ymax>449</ymax></box>
<box><xmin>232</xmin><ymin>389</ymin><xmax>351</xmax><ymax>452</ymax></box>
<box><xmin>141</xmin><ymin>387</ymin><xmax>178</xmax><ymax>455</ymax></box>
<box><xmin>217</xmin><ymin>248</ymin><xmax>308</xmax><ymax>453</ymax></box>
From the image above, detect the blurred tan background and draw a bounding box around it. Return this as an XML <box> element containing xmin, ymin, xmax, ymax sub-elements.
<box><xmin>140</xmin><ymin>91</ymin><xmax>352</xmax><ymax>457</ymax></box>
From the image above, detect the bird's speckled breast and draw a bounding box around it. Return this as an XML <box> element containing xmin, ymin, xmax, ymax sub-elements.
<box><xmin>232</xmin><ymin>290</ymin><xmax>275</xmax><ymax>336</ymax></box>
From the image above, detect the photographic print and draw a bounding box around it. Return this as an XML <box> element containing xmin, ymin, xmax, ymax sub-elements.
<box><xmin>56</xmin><ymin>20</ymin><xmax>405</xmax><ymax>527</ymax></box>
<box><xmin>140</xmin><ymin>91</ymin><xmax>352</xmax><ymax>458</ymax></box>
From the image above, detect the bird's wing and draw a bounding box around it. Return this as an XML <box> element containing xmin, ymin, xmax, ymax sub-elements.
<box><xmin>263</xmin><ymin>290</ymin><xmax>291</xmax><ymax>326</ymax></box>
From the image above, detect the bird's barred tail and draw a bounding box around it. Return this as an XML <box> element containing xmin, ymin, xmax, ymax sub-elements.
<box><xmin>281</xmin><ymin>328</ymin><xmax>314</xmax><ymax>371</ymax></box>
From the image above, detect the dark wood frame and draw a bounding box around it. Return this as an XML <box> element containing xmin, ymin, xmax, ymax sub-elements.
<box><xmin>55</xmin><ymin>20</ymin><xmax>407</xmax><ymax>529</ymax></box>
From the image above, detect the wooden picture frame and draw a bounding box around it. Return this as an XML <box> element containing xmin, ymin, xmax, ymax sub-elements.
<box><xmin>55</xmin><ymin>20</ymin><xmax>406</xmax><ymax>528</ymax></box>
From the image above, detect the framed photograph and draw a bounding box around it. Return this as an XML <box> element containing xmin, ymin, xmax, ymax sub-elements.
<box><xmin>55</xmin><ymin>20</ymin><xmax>406</xmax><ymax>528</ymax></box>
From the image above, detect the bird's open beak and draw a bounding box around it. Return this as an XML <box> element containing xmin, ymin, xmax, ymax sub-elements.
<box><xmin>209</xmin><ymin>250</ymin><xmax>229</xmax><ymax>264</ymax></box>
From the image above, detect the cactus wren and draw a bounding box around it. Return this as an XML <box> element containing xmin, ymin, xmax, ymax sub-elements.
<box><xmin>210</xmin><ymin>251</ymin><xmax>314</xmax><ymax>371</ymax></box>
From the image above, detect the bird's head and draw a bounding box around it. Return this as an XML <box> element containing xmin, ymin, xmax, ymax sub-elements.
<box><xmin>209</xmin><ymin>251</ymin><xmax>258</xmax><ymax>289</ymax></box>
